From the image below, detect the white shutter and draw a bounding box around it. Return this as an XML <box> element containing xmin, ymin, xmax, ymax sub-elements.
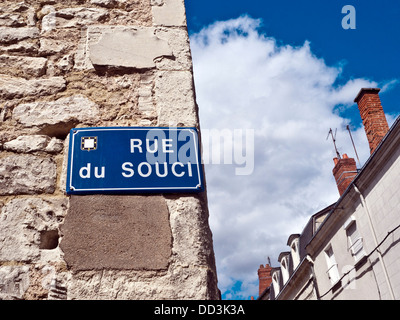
<box><xmin>325</xmin><ymin>246</ymin><xmax>340</xmax><ymax>283</ymax></box>
<box><xmin>346</xmin><ymin>221</ymin><xmax>365</xmax><ymax>261</ymax></box>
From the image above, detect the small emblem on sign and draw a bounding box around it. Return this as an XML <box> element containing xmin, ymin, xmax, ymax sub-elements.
<box><xmin>81</xmin><ymin>137</ymin><xmax>97</xmax><ymax>151</ymax></box>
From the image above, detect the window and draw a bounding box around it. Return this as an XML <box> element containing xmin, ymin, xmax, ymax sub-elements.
<box><xmin>344</xmin><ymin>218</ymin><xmax>365</xmax><ymax>261</ymax></box>
<box><xmin>281</xmin><ymin>257</ymin><xmax>289</xmax><ymax>284</ymax></box>
<box><xmin>290</xmin><ymin>239</ymin><xmax>300</xmax><ymax>269</ymax></box>
<box><xmin>325</xmin><ymin>246</ymin><xmax>340</xmax><ymax>284</ymax></box>
<box><xmin>272</xmin><ymin>271</ymin><xmax>280</xmax><ymax>295</ymax></box>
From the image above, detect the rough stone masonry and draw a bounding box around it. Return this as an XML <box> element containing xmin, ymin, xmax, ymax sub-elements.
<box><xmin>0</xmin><ymin>0</ymin><xmax>219</xmax><ymax>300</ymax></box>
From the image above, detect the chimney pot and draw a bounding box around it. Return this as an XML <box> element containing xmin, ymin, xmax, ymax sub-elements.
<box><xmin>332</xmin><ymin>155</ymin><xmax>357</xmax><ymax>196</ymax></box>
<box><xmin>354</xmin><ymin>88</ymin><xmax>389</xmax><ymax>154</ymax></box>
<box><xmin>257</xmin><ymin>263</ymin><xmax>272</xmax><ymax>297</ymax></box>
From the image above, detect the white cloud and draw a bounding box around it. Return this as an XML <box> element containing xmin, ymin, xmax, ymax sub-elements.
<box><xmin>381</xmin><ymin>79</ymin><xmax>399</xmax><ymax>93</ymax></box>
<box><xmin>189</xmin><ymin>15</ymin><xmax>387</xmax><ymax>299</ymax></box>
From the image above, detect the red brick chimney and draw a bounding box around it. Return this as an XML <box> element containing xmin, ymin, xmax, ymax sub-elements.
<box><xmin>332</xmin><ymin>153</ymin><xmax>358</xmax><ymax>196</ymax></box>
<box><xmin>258</xmin><ymin>263</ymin><xmax>272</xmax><ymax>296</ymax></box>
<box><xmin>354</xmin><ymin>88</ymin><xmax>389</xmax><ymax>154</ymax></box>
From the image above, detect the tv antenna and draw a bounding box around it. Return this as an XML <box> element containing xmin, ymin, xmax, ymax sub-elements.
<box><xmin>346</xmin><ymin>124</ymin><xmax>361</xmax><ymax>167</ymax></box>
<box><xmin>327</xmin><ymin>128</ymin><xmax>341</xmax><ymax>159</ymax></box>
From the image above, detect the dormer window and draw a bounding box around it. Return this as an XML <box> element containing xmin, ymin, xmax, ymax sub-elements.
<box><xmin>271</xmin><ymin>270</ymin><xmax>280</xmax><ymax>295</ymax></box>
<box><xmin>281</xmin><ymin>257</ymin><xmax>289</xmax><ymax>284</ymax></box>
<box><xmin>278</xmin><ymin>252</ymin><xmax>290</xmax><ymax>285</ymax></box>
<box><xmin>290</xmin><ymin>238</ymin><xmax>300</xmax><ymax>269</ymax></box>
<box><xmin>287</xmin><ymin>234</ymin><xmax>300</xmax><ymax>271</ymax></box>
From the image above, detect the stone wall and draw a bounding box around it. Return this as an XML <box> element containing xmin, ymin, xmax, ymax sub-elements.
<box><xmin>0</xmin><ymin>0</ymin><xmax>219</xmax><ymax>300</ymax></box>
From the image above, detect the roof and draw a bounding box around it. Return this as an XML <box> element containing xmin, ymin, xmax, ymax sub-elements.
<box><xmin>278</xmin><ymin>251</ymin><xmax>290</xmax><ymax>262</ymax></box>
<box><xmin>286</xmin><ymin>234</ymin><xmax>300</xmax><ymax>246</ymax></box>
<box><xmin>306</xmin><ymin>114</ymin><xmax>400</xmax><ymax>252</ymax></box>
<box><xmin>298</xmin><ymin>203</ymin><xmax>335</xmax><ymax>261</ymax></box>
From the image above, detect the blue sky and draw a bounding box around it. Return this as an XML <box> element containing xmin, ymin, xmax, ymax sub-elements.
<box><xmin>186</xmin><ymin>0</ymin><xmax>400</xmax><ymax>122</ymax></box>
<box><xmin>184</xmin><ymin>1</ymin><xmax>400</xmax><ymax>299</ymax></box>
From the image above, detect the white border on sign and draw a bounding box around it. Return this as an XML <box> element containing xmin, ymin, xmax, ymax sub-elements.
<box><xmin>68</xmin><ymin>127</ymin><xmax>203</xmax><ymax>192</ymax></box>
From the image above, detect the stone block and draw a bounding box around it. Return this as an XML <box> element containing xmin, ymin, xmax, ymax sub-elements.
<box><xmin>41</xmin><ymin>7</ymin><xmax>109</xmax><ymax>32</ymax></box>
<box><xmin>155</xmin><ymin>71</ymin><xmax>197</xmax><ymax>126</ymax></box>
<box><xmin>58</xmin><ymin>7</ymin><xmax>109</xmax><ymax>23</ymax></box>
<box><xmin>39</xmin><ymin>38</ymin><xmax>67</xmax><ymax>56</ymax></box>
<box><xmin>166</xmin><ymin>196</ymin><xmax>216</xmax><ymax>268</ymax></box>
<box><xmin>74</xmin><ymin>25</ymin><xmax>174</xmax><ymax>70</ymax></box>
<box><xmin>0</xmin><ymin>39</ymin><xmax>38</xmax><ymax>54</ymax></box>
<box><xmin>8</xmin><ymin>2</ymin><xmax>30</xmax><ymax>12</ymax></box>
<box><xmin>60</xmin><ymin>195</ymin><xmax>172</xmax><ymax>271</ymax></box>
<box><xmin>45</xmin><ymin>137</ymin><xmax>64</xmax><ymax>153</ymax></box>
<box><xmin>0</xmin><ymin>266</ymin><xmax>30</xmax><ymax>300</ymax></box>
<box><xmin>90</xmin><ymin>0</ymin><xmax>119</xmax><ymax>8</ymax></box>
<box><xmin>0</xmin><ymin>154</ymin><xmax>57</xmax><ymax>195</ymax></box>
<box><xmin>66</xmin><ymin>266</ymin><xmax>215</xmax><ymax>299</ymax></box>
<box><xmin>13</xmin><ymin>95</ymin><xmax>100</xmax><ymax>128</ymax></box>
<box><xmin>0</xmin><ymin>198</ymin><xmax>68</xmax><ymax>262</ymax></box>
<box><xmin>0</xmin><ymin>54</ymin><xmax>47</xmax><ymax>77</ymax></box>
<box><xmin>89</xmin><ymin>27</ymin><xmax>172</xmax><ymax>69</ymax></box>
<box><xmin>3</xmin><ymin>135</ymin><xmax>63</xmax><ymax>153</ymax></box>
<box><xmin>155</xmin><ymin>27</ymin><xmax>192</xmax><ymax>71</ymax></box>
<box><xmin>0</xmin><ymin>13</ymin><xmax>26</xmax><ymax>27</ymax></box>
<box><xmin>152</xmin><ymin>0</ymin><xmax>186</xmax><ymax>27</ymax></box>
<box><xmin>0</xmin><ymin>75</ymin><xmax>65</xmax><ymax>99</ymax></box>
<box><xmin>137</xmin><ymin>73</ymin><xmax>156</xmax><ymax>117</ymax></box>
<box><xmin>0</xmin><ymin>27</ymin><xmax>39</xmax><ymax>44</ymax></box>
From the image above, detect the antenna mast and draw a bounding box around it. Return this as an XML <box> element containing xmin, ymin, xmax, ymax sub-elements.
<box><xmin>346</xmin><ymin>125</ymin><xmax>361</xmax><ymax>167</ymax></box>
<box><xmin>327</xmin><ymin>128</ymin><xmax>341</xmax><ymax>159</ymax></box>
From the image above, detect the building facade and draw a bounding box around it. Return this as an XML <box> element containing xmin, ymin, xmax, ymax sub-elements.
<box><xmin>258</xmin><ymin>88</ymin><xmax>400</xmax><ymax>300</ymax></box>
<box><xmin>0</xmin><ymin>0</ymin><xmax>219</xmax><ymax>300</ymax></box>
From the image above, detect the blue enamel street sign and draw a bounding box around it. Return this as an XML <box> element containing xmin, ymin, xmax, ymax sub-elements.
<box><xmin>66</xmin><ymin>127</ymin><xmax>204</xmax><ymax>194</ymax></box>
